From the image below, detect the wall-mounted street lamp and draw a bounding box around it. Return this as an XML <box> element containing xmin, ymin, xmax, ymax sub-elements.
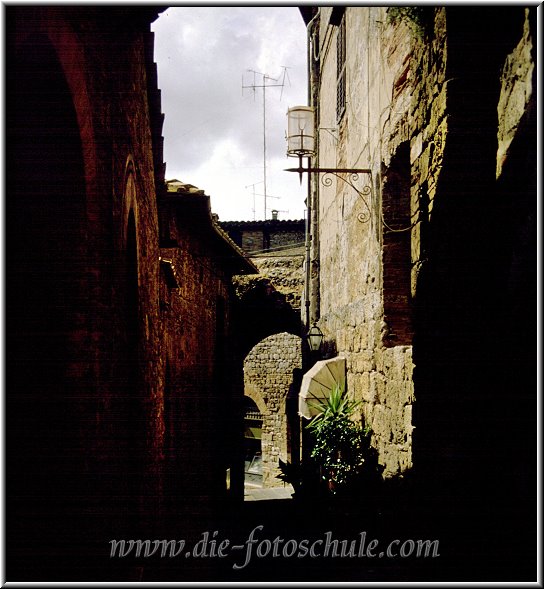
<box><xmin>306</xmin><ymin>323</ymin><xmax>324</xmax><ymax>353</ymax></box>
<box><xmin>286</xmin><ymin>105</ymin><xmax>315</xmax><ymax>160</ymax></box>
<box><xmin>285</xmin><ymin>106</ymin><xmax>373</xmax><ymax>223</ymax></box>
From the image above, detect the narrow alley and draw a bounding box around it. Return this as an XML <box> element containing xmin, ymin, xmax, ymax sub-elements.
<box><xmin>4</xmin><ymin>5</ymin><xmax>537</xmax><ymax>584</ymax></box>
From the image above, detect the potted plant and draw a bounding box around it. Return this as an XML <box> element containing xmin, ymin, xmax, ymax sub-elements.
<box><xmin>305</xmin><ymin>382</ymin><xmax>380</xmax><ymax>500</ymax></box>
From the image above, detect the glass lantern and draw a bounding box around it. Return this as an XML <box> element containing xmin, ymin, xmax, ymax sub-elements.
<box><xmin>286</xmin><ymin>106</ymin><xmax>315</xmax><ymax>157</ymax></box>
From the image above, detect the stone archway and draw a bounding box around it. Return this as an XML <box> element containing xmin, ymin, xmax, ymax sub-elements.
<box><xmin>243</xmin><ymin>332</ymin><xmax>302</xmax><ymax>487</ymax></box>
<box><xmin>244</xmin><ymin>382</ymin><xmax>268</xmax><ymax>416</ymax></box>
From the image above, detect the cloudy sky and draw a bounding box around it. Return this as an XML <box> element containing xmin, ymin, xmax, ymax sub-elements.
<box><xmin>151</xmin><ymin>7</ymin><xmax>309</xmax><ymax>222</ymax></box>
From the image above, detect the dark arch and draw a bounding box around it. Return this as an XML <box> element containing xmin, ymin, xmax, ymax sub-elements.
<box><xmin>110</xmin><ymin>204</ymin><xmax>148</xmax><ymax>530</ymax></box>
<box><xmin>6</xmin><ymin>31</ymin><xmax>88</xmax><ymax>567</ymax></box>
<box><xmin>234</xmin><ymin>278</ymin><xmax>302</xmax><ymax>358</ymax></box>
<box><xmin>7</xmin><ymin>30</ymin><xmax>87</xmax><ymax>484</ymax></box>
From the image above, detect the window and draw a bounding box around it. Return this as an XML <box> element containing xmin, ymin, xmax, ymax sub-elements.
<box><xmin>336</xmin><ymin>13</ymin><xmax>346</xmax><ymax>123</ymax></box>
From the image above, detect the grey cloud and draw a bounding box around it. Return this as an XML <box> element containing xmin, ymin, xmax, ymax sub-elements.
<box><xmin>152</xmin><ymin>7</ymin><xmax>307</xmax><ymax>218</ymax></box>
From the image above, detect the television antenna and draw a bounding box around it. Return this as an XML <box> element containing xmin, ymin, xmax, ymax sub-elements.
<box><xmin>245</xmin><ymin>183</ymin><xmax>282</xmax><ymax>221</ymax></box>
<box><xmin>242</xmin><ymin>66</ymin><xmax>291</xmax><ymax>220</ymax></box>
<box><xmin>245</xmin><ymin>181</ymin><xmax>263</xmax><ymax>221</ymax></box>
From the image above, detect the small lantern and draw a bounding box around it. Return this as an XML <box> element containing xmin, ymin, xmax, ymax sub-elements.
<box><xmin>307</xmin><ymin>323</ymin><xmax>324</xmax><ymax>353</ymax></box>
<box><xmin>287</xmin><ymin>106</ymin><xmax>315</xmax><ymax>157</ymax></box>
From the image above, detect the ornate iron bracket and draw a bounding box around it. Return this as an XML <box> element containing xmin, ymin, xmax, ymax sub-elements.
<box><xmin>285</xmin><ymin>159</ymin><xmax>373</xmax><ymax>223</ymax></box>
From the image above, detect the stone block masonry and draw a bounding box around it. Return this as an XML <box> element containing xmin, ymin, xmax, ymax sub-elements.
<box><xmin>244</xmin><ymin>333</ymin><xmax>302</xmax><ymax>487</ymax></box>
<box><xmin>314</xmin><ymin>7</ymin><xmax>416</xmax><ymax>478</ymax></box>
<box><xmin>249</xmin><ymin>249</ymin><xmax>305</xmax><ymax>311</ymax></box>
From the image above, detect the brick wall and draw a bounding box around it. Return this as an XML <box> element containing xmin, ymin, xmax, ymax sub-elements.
<box><xmin>158</xmin><ymin>191</ymin><xmax>255</xmax><ymax>507</ymax></box>
<box><xmin>6</xmin><ymin>7</ymin><xmax>253</xmax><ymax>577</ymax></box>
<box><xmin>6</xmin><ymin>7</ymin><xmax>169</xmax><ymax>575</ymax></box>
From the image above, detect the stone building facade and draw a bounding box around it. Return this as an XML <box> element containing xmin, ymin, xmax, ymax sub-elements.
<box><xmin>6</xmin><ymin>7</ymin><xmax>255</xmax><ymax>579</ymax></box>
<box><xmin>222</xmin><ymin>219</ymin><xmax>305</xmax><ymax>487</ymax></box>
<box><xmin>221</xmin><ymin>218</ymin><xmax>305</xmax><ymax>255</ymax></box>
<box><xmin>159</xmin><ymin>181</ymin><xmax>257</xmax><ymax>506</ymax></box>
<box><xmin>299</xmin><ymin>3</ymin><xmax>535</xmax><ymax>549</ymax></box>
<box><xmin>244</xmin><ymin>333</ymin><xmax>302</xmax><ymax>486</ymax></box>
<box><xmin>302</xmin><ymin>6</ymin><xmax>418</xmax><ymax>478</ymax></box>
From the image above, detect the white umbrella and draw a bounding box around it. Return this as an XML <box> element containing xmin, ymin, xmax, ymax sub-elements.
<box><xmin>298</xmin><ymin>356</ymin><xmax>346</xmax><ymax>419</ymax></box>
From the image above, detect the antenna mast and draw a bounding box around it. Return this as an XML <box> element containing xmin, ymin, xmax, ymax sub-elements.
<box><xmin>242</xmin><ymin>67</ymin><xmax>290</xmax><ymax>219</ymax></box>
<box><xmin>245</xmin><ymin>181</ymin><xmax>263</xmax><ymax>221</ymax></box>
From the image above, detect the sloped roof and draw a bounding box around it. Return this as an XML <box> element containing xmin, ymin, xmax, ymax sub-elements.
<box><xmin>165</xmin><ymin>179</ymin><xmax>205</xmax><ymax>195</ymax></box>
<box><xmin>161</xmin><ymin>180</ymin><xmax>258</xmax><ymax>275</ymax></box>
<box><xmin>220</xmin><ymin>219</ymin><xmax>305</xmax><ymax>228</ymax></box>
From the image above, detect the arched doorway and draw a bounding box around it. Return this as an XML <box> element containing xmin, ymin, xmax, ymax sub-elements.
<box><xmin>6</xmin><ymin>31</ymin><xmax>89</xmax><ymax>567</ymax></box>
<box><xmin>243</xmin><ymin>333</ymin><xmax>302</xmax><ymax>487</ymax></box>
<box><xmin>244</xmin><ymin>397</ymin><xmax>263</xmax><ymax>487</ymax></box>
<box><xmin>121</xmin><ymin>205</ymin><xmax>146</xmax><ymax>513</ymax></box>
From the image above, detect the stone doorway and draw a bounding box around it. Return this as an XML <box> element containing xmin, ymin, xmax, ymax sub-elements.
<box><xmin>244</xmin><ymin>397</ymin><xmax>263</xmax><ymax>488</ymax></box>
<box><xmin>243</xmin><ymin>332</ymin><xmax>302</xmax><ymax>487</ymax></box>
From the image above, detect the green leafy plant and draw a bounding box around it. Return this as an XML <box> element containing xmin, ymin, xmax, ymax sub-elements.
<box><xmin>277</xmin><ymin>458</ymin><xmax>322</xmax><ymax>499</ymax></box>
<box><xmin>386</xmin><ymin>7</ymin><xmax>430</xmax><ymax>39</ymax></box>
<box><xmin>277</xmin><ymin>458</ymin><xmax>299</xmax><ymax>488</ymax></box>
<box><xmin>306</xmin><ymin>383</ymin><xmax>377</xmax><ymax>496</ymax></box>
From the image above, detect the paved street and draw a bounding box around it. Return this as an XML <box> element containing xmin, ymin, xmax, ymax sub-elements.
<box><xmin>244</xmin><ymin>484</ymin><xmax>294</xmax><ymax>501</ymax></box>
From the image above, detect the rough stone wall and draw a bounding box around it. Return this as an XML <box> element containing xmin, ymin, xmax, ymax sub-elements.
<box><xmin>409</xmin><ymin>8</ymin><xmax>447</xmax><ymax>289</ymax></box>
<box><xmin>314</xmin><ymin>5</ymin><xmax>535</xmax><ymax>482</ymax></box>
<box><xmin>269</xmin><ymin>229</ymin><xmax>305</xmax><ymax>251</ymax></box>
<box><xmin>249</xmin><ymin>248</ymin><xmax>305</xmax><ymax>310</ymax></box>
<box><xmin>244</xmin><ymin>333</ymin><xmax>302</xmax><ymax>487</ymax></box>
<box><xmin>307</xmin><ymin>6</ymin><xmax>535</xmax><ymax>574</ymax></box>
<box><xmin>496</xmin><ymin>8</ymin><xmax>534</xmax><ymax>178</ymax></box>
<box><xmin>242</xmin><ymin>229</ymin><xmax>264</xmax><ymax>252</ymax></box>
<box><xmin>231</xmin><ymin>225</ymin><xmax>304</xmax><ymax>360</ymax></box>
<box><xmin>231</xmin><ymin>229</ymin><xmax>304</xmax><ymax>488</ymax></box>
<box><xmin>315</xmin><ymin>7</ymin><xmax>415</xmax><ymax>477</ymax></box>
<box><xmin>407</xmin><ymin>6</ymin><xmax>537</xmax><ymax>501</ymax></box>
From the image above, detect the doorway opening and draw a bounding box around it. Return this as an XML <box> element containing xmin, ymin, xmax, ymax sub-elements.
<box><xmin>243</xmin><ymin>397</ymin><xmax>263</xmax><ymax>488</ymax></box>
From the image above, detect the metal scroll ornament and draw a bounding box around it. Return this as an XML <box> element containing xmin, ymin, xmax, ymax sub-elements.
<box><xmin>320</xmin><ymin>170</ymin><xmax>373</xmax><ymax>223</ymax></box>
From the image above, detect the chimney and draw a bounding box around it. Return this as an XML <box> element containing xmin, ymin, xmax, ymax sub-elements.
<box><xmin>271</xmin><ymin>209</ymin><xmax>278</xmax><ymax>221</ymax></box>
